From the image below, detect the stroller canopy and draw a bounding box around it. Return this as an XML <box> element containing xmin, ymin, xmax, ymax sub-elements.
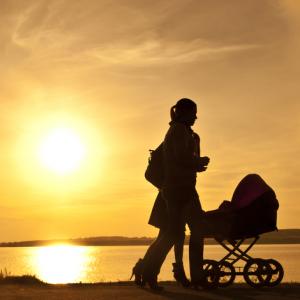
<box><xmin>231</xmin><ymin>174</ymin><xmax>273</xmax><ymax>209</ymax></box>
<box><xmin>203</xmin><ymin>173</ymin><xmax>279</xmax><ymax>239</ymax></box>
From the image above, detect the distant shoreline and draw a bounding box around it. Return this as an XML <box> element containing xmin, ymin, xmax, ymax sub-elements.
<box><xmin>0</xmin><ymin>229</ymin><xmax>299</xmax><ymax>247</ymax></box>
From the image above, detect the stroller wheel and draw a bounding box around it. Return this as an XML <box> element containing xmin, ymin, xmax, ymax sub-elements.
<box><xmin>264</xmin><ymin>259</ymin><xmax>284</xmax><ymax>287</ymax></box>
<box><xmin>243</xmin><ymin>258</ymin><xmax>270</xmax><ymax>288</ymax></box>
<box><xmin>218</xmin><ymin>261</ymin><xmax>236</xmax><ymax>287</ymax></box>
<box><xmin>202</xmin><ymin>259</ymin><xmax>220</xmax><ymax>289</ymax></box>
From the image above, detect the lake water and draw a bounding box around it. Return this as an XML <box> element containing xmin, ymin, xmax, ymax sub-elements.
<box><xmin>0</xmin><ymin>244</ymin><xmax>298</xmax><ymax>283</ymax></box>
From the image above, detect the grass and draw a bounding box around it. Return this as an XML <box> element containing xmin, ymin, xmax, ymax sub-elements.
<box><xmin>0</xmin><ymin>269</ymin><xmax>44</xmax><ymax>285</ymax></box>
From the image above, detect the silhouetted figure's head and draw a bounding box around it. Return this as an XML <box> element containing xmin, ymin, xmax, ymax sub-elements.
<box><xmin>170</xmin><ymin>98</ymin><xmax>197</xmax><ymax>126</ymax></box>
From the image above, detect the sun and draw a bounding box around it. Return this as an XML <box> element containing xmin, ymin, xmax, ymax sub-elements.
<box><xmin>38</xmin><ymin>128</ymin><xmax>86</xmax><ymax>175</ymax></box>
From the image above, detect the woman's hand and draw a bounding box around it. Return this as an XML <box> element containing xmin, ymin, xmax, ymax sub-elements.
<box><xmin>199</xmin><ymin>156</ymin><xmax>210</xmax><ymax>166</ymax></box>
<box><xmin>197</xmin><ymin>165</ymin><xmax>207</xmax><ymax>172</ymax></box>
<box><xmin>197</xmin><ymin>156</ymin><xmax>210</xmax><ymax>172</ymax></box>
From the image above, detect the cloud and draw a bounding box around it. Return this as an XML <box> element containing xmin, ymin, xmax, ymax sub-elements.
<box><xmin>87</xmin><ymin>39</ymin><xmax>261</xmax><ymax>66</ymax></box>
<box><xmin>0</xmin><ymin>0</ymin><xmax>287</xmax><ymax>70</ymax></box>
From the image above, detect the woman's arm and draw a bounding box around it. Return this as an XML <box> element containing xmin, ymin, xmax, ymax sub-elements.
<box><xmin>170</xmin><ymin>124</ymin><xmax>207</xmax><ymax>171</ymax></box>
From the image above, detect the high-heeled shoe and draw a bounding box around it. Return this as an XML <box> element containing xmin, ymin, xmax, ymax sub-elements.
<box><xmin>172</xmin><ymin>263</ymin><xmax>190</xmax><ymax>288</ymax></box>
<box><xmin>141</xmin><ymin>274</ymin><xmax>164</xmax><ymax>291</ymax></box>
<box><xmin>130</xmin><ymin>258</ymin><xmax>144</xmax><ymax>286</ymax></box>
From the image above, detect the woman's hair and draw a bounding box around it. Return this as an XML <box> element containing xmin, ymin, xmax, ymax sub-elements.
<box><xmin>170</xmin><ymin>98</ymin><xmax>197</xmax><ymax>121</ymax></box>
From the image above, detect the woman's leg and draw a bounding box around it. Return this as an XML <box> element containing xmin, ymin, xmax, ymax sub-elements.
<box><xmin>172</xmin><ymin>231</ymin><xmax>190</xmax><ymax>287</ymax></box>
<box><xmin>185</xmin><ymin>189</ymin><xmax>205</xmax><ymax>283</ymax></box>
<box><xmin>139</xmin><ymin>227</ymin><xmax>172</xmax><ymax>291</ymax></box>
<box><xmin>131</xmin><ymin>228</ymin><xmax>165</xmax><ymax>285</ymax></box>
<box><xmin>174</xmin><ymin>230</ymin><xmax>185</xmax><ymax>266</ymax></box>
<box><xmin>141</xmin><ymin>187</ymin><xmax>187</xmax><ymax>281</ymax></box>
<box><xmin>142</xmin><ymin>228</ymin><xmax>165</xmax><ymax>265</ymax></box>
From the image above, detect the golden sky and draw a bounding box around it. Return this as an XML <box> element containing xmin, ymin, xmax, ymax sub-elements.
<box><xmin>0</xmin><ymin>0</ymin><xmax>299</xmax><ymax>241</ymax></box>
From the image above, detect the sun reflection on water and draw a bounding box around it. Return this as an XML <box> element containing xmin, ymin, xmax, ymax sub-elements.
<box><xmin>33</xmin><ymin>245</ymin><xmax>90</xmax><ymax>283</ymax></box>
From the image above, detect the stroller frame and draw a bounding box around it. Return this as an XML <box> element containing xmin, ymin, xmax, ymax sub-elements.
<box><xmin>203</xmin><ymin>235</ymin><xmax>284</xmax><ymax>288</ymax></box>
<box><xmin>218</xmin><ymin>236</ymin><xmax>259</xmax><ymax>265</ymax></box>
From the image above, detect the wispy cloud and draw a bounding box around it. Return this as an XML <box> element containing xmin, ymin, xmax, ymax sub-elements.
<box><xmin>88</xmin><ymin>39</ymin><xmax>261</xmax><ymax>66</ymax></box>
<box><xmin>6</xmin><ymin>0</ymin><xmax>271</xmax><ymax>69</ymax></box>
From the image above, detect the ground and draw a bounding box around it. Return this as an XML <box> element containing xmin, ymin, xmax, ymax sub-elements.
<box><xmin>0</xmin><ymin>282</ymin><xmax>299</xmax><ymax>300</ymax></box>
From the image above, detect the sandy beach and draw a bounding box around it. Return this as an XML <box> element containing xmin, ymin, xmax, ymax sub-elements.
<box><xmin>0</xmin><ymin>282</ymin><xmax>299</xmax><ymax>300</ymax></box>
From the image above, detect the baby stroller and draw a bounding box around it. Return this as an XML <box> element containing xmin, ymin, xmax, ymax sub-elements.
<box><xmin>201</xmin><ymin>174</ymin><xmax>283</xmax><ymax>288</ymax></box>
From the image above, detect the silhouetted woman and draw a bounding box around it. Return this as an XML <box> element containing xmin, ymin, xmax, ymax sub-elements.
<box><xmin>132</xmin><ymin>98</ymin><xmax>209</xmax><ymax>290</ymax></box>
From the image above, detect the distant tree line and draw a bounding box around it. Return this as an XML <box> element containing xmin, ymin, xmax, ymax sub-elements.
<box><xmin>0</xmin><ymin>229</ymin><xmax>299</xmax><ymax>247</ymax></box>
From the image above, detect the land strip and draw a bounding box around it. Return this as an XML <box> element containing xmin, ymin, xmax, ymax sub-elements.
<box><xmin>0</xmin><ymin>229</ymin><xmax>299</xmax><ymax>247</ymax></box>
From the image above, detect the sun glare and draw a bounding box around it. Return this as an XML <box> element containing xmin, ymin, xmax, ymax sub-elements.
<box><xmin>16</xmin><ymin>111</ymin><xmax>105</xmax><ymax>193</ymax></box>
<box><xmin>38</xmin><ymin>128</ymin><xmax>86</xmax><ymax>175</ymax></box>
<box><xmin>33</xmin><ymin>245</ymin><xmax>90</xmax><ymax>283</ymax></box>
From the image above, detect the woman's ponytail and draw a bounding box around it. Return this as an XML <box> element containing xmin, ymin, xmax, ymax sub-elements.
<box><xmin>170</xmin><ymin>105</ymin><xmax>177</xmax><ymax>121</ymax></box>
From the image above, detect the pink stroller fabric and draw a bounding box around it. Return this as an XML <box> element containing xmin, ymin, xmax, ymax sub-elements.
<box><xmin>202</xmin><ymin>174</ymin><xmax>279</xmax><ymax>239</ymax></box>
<box><xmin>231</xmin><ymin>174</ymin><xmax>272</xmax><ymax>209</ymax></box>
